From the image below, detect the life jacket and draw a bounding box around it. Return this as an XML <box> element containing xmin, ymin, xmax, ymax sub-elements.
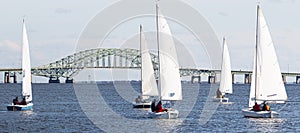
<box><xmin>266</xmin><ymin>105</ymin><xmax>270</xmax><ymax>111</ymax></box>
<box><xmin>156</xmin><ymin>103</ymin><xmax>163</xmax><ymax>112</ymax></box>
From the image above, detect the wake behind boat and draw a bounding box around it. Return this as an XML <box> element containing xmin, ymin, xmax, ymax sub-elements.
<box><xmin>242</xmin><ymin>5</ymin><xmax>288</xmax><ymax>118</ymax></box>
<box><xmin>7</xmin><ymin>19</ymin><xmax>33</xmax><ymax>111</ymax></box>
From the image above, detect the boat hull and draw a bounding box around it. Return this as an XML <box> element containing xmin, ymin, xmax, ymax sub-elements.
<box><xmin>7</xmin><ymin>103</ymin><xmax>33</xmax><ymax>111</ymax></box>
<box><xmin>213</xmin><ymin>97</ymin><xmax>229</xmax><ymax>103</ymax></box>
<box><xmin>149</xmin><ymin>109</ymin><xmax>179</xmax><ymax>119</ymax></box>
<box><xmin>242</xmin><ymin>108</ymin><xmax>278</xmax><ymax>118</ymax></box>
<box><xmin>132</xmin><ymin>102</ymin><xmax>151</xmax><ymax>108</ymax></box>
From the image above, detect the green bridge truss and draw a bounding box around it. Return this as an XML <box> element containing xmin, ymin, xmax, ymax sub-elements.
<box><xmin>32</xmin><ymin>48</ymin><xmax>214</xmax><ymax>79</ymax></box>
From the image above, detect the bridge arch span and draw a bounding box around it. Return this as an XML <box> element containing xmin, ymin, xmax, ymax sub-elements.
<box><xmin>33</xmin><ymin>48</ymin><xmax>158</xmax><ymax>79</ymax></box>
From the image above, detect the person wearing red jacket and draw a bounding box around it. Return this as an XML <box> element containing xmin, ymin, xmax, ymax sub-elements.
<box><xmin>155</xmin><ymin>101</ymin><xmax>168</xmax><ymax>112</ymax></box>
<box><xmin>253</xmin><ymin>102</ymin><xmax>261</xmax><ymax>111</ymax></box>
<box><xmin>19</xmin><ymin>97</ymin><xmax>27</xmax><ymax>105</ymax></box>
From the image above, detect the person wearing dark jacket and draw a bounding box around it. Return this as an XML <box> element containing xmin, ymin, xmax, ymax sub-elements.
<box><xmin>151</xmin><ymin>99</ymin><xmax>156</xmax><ymax>112</ymax></box>
<box><xmin>13</xmin><ymin>97</ymin><xmax>19</xmax><ymax>105</ymax></box>
<box><xmin>262</xmin><ymin>102</ymin><xmax>270</xmax><ymax>111</ymax></box>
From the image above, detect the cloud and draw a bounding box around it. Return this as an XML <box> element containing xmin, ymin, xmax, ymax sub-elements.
<box><xmin>269</xmin><ymin>0</ymin><xmax>296</xmax><ymax>3</ymax></box>
<box><xmin>30</xmin><ymin>38</ymin><xmax>76</xmax><ymax>66</ymax></box>
<box><xmin>54</xmin><ymin>8</ymin><xmax>71</xmax><ymax>14</ymax></box>
<box><xmin>0</xmin><ymin>40</ymin><xmax>21</xmax><ymax>52</ymax></box>
<box><xmin>218</xmin><ymin>12</ymin><xmax>228</xmax><ymax>17</ymax></box>
<box><xmin>0</xmin><ymin>40</ymin><xmax>21</xmax><ymax>68</ymax></box>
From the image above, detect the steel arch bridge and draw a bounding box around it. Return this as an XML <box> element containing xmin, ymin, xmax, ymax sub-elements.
<box><xmin>2</xmin><ymin>48</ymin><xmax>300</xmax><ymax>84</ymax></box>
<box><xmin>32</xmin><ymin>48</ymin><xmax>157</xmax><ymax>79</ymax></box>
<box><xmin>31</xmin><ymin>48</ymin><xmax>214</xmax><ymax>80</ymax></box>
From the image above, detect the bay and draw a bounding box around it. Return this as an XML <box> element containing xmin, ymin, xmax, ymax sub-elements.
<box><xmin>0</xmin><ymin>82</ymin><xmax>299</xmax><ymax>132</ymax></box>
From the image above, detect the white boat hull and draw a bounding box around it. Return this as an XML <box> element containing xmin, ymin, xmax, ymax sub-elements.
<box><xmin>149</xmin><ymin>109</ymin><xmax>179</xmax><ymax>119</ymax></box>
<box><xmin>7</xmin><ymin>103</ymin><xmax>33</xmax><ymax>111</ymax></box>
<box><xmin>213</xmin><ymin>97</ymin><xmax>229</xmax><ymax>103</ymax></box>
<box><xmin>132</xmin><ymin>101</ymin><xmax>151</xmax><ymax>108</ymax></box>
<box><xmin>242</xmin><ymin>108</ymin><xmax>278</xmax><ymax>118</ymax></box>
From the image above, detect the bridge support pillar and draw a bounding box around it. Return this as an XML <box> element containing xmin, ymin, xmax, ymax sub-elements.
<box><xmin>191</xmin><ymin>76</ymin><xmax>201</xmax><ymax>84</ymax></box>
<box><xmin>49</xmin><ymin>77</ymin><xmax>60</xmax><ymax>83</ymax></box>
<box><xmin>13</xmin><ymin>72</ymin><xmax>17</xmax><ymax>83</ymax></box>
<box><xmin>244</xmin><ymin>74</ymin><xmax>251</xmax><ymax>84</ymax></box>
<box><xmin>4</xmin><ymin>72</ymin><xmax>17</xmax><ymax>83</ymax></box>
<box><xmin>102</xmin><ymin>55</ymin><xmax>106</xmax><ymax>67</ymax></box>
<box><xmin>296</xmin><ymin>76</ymin><xmax>300</xmax><ymax>84</ymax></box>
<box><xmin>4</xmin><ymin>72</ymin><xmax>10</xmax><ymax>83</ymax></box>
<box><xmin>232</xmin><ymin>74</ymin><xmax>235</xmax><ymax>84</ymax></box>
<box><xmin>208</xmin><ymin>76</ymin><xmax>216</xmax><ymax>84</ymax></box>
<box><xmin>65</xmin><ymin>77</ymin><xmax>73</xmax><ymax>83</ymax></box>
<box><xmin>282</xmin><ymin>75</ymin><xmax>287</xmax><ymax>84</ymax></box>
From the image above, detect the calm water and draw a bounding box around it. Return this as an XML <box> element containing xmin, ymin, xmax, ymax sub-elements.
<box><xmin>0</xmin><ymin>82</ymin><xmax>299</xmax><ymax>132</ymax></box>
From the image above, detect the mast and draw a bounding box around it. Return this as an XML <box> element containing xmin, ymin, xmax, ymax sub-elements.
<box><xmin>156</xmin><ymin>3</ymin><xmax>161</xmax><ymax>99</ymax></box>
<box><xmin>221</xmin><ymin>37</ymin><xmax>225</xmax><ymax>68</ymax></box>
<box><xmin>220</xmin><ymin>37</ymin><xmax>225</xmax><ymax>95</ymax></box>
<box><xmin>221</xmin><ymin>37</ymin><xmax>225</xmax><ymax>89</ymax></box>
<box><xmin>140</xmin><ymin>24</ymin><xmax>143</xmax><ymax>95</ymax></box>
<box><xmin>254</xmin><ymin>5</ymin><xmax>260</xmax><ymax>103</ymax></box>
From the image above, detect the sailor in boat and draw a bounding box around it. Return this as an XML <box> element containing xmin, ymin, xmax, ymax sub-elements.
<box><xmin>252</xmin><ymin>102</ymin><xmax>261</xmax><ymax>111</ymax></box>
<box><xmin>19</xmin><ymin>97</ymin><xmax>27</xmax><ymax>105</ymax></box>
<box><xmin>13</xmin><ymin>97</ymin><xmax>19</xmax><ymax>105</ymax></box>
<box><xmin>216</xmin><ymin>88</ymin><xmax>223</xmax><ymax>98</ymax></box>
<box><xmin>135</xmin><ymin>95</ymin><xmax>144</xmax><ymax>103</ymax></box>
<box><xmin>151</xmin><ymin>99</ymin><xmax>156</xmax><ymax>112</ymax></box>
<box><xmin>155</xmin><ymin>101</ymin><xmax>168</xmax><ymax>112</ymax></box>
<box><xmin>261</xmin><ymin>101</ymin><xmax>270</xmax><ymax>111</ymax></box>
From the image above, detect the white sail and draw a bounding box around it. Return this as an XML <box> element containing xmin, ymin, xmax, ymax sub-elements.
<box><xmin>249</xmin><ymin>5</ymin><xmax>287</xmax><ymax>107</ymax></box>
<box><xmin>22</xmin><ymin>20</ymin><xmax>32</xmax><ymax>102</ymax></box>
<box><xmin>157</xmin><ymin>6</ymin><xmax>182</xmax><ymax>101</ymax></box>
<box><xmin>140</xmin><ymin>25</ymin><xmax>159</xmax><ymax>96</ymax></box>
<box><xmin>219</xmin><ymin>37</ymin><xmax>232</xmax><ymax>95</ymax></box>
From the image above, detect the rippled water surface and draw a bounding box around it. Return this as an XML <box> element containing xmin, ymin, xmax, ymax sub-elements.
<box><xmin>0</xmin><ymin>82</ymin><xmax>299</xmax><ymax>132</ymax></box>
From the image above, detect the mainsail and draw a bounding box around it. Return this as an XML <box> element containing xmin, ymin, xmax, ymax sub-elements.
<box><xmin>22</xmin><ymin>20</ymin><xmax>32</xmax><ymax>102</ymax></box>
<box><xmin>156</xmin><ymin>5</ymin><xmax>182</xmax><ymax>101</ymax></box>
<box><xmin>140</xmin><ymin>25</ymin><xmax>159</xmax><ymax>96</ymax></box>
<box><xmin>219</xmin><ymin>37</ymin><xmax>232</xmax><ymax>95</ymax></box>
<box><xmin>248</xmin><ymin>5</ymin><xmax>287</xmax><ymax>107</ymax></box>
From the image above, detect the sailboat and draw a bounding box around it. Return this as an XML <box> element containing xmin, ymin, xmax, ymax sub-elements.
<box><xmin>214</xmin><ymin>37</ymin><xmax>232</xmax><ymax>103</ymax></box>
<box><xmin>242</xmin><ymin>5</ymin><xmax>288</xmax><ymax>118</ymax></box>
<box><xmin>133</xmin><ymin>25</ymin><xmax>159</xmax><ymax>108</ymax></box>
<box><xmin>149</xmin><ymin>3</ymin><xmax>182</xmax><ymax>119</ymax></box>
<box><xmin>7</xmin><ymin>19</ymin><xmax>33</xmax><ymax>111</ymax></box>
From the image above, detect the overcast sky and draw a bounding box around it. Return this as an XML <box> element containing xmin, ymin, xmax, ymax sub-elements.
<box><xmin>0</xmin><ymin>0</ymin><xmax>299</xmax><ymax>82</ymax></box>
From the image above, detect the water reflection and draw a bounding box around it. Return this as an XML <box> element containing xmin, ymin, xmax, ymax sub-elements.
<box><xmin>21</xmin><ymin>110</ymin><xmax>36</xmax><ymax>116</ymax></box>
<box><xmin>156</xmin><ymin>118</ymin><xmax>184</xmax><ymax>132</ymax></box>
<box><xmin>247</xmin><ymin>118</ymin><xmax>286</xmax><ymax>132</ymax></box>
